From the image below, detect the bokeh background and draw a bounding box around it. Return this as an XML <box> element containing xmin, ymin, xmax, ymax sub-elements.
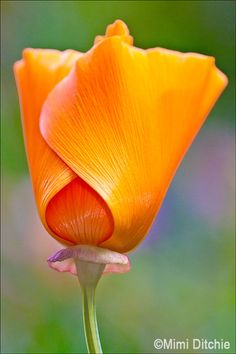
<box><xmin>1</xmin><ymin>1</ymin><xmax>235</xmax><ymax>353</ymax></box>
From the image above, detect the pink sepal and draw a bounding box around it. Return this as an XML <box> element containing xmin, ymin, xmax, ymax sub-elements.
<box><xmin>47</xmin><ymin>245</ymin><xmax>130</xmax><ymax>276</ymax></box>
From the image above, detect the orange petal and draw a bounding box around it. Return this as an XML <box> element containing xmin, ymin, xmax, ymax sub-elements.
<box><xmin>146</xmin><ymin>47</ymin><xmax>228</xmax><ymax>179</ymax></box>
<box><xmin>46</xmin><ymin>177</ymin><xmax>113</xmax><ymax>245</ymax></box>
<box><xmin>14</xmin><ymin>49</ymin><xmax>113</xmax><ymax>245</ymax></box>
<box><xmin>40</xmin><ymin>36</ymin><xmax>227</xmax><ymax>253</ymax></box>
<box><xmin>94</xmin><ymin>19</ymin><xmax>133</xmax><ymax>45</ymax></box>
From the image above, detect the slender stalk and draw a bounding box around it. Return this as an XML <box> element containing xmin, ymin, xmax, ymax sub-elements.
<box><xmin>82</xmin><ymin>284</ymin><xmax>102</xmax><ymax>353</ymax></box>
<box><xmin>75</xmin><ymin>259</ymin><xmax>105</xmax><ymax>354</ymax></box>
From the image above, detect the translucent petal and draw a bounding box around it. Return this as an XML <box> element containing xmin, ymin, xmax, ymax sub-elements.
<box><xmin>46</xmin><ymin>177</ymin><xmax>113</xmax><ymax>245</ymax></box>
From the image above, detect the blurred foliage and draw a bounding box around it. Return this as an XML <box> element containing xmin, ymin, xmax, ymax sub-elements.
<box><xmin>1</xmin><ymin>1</ymin><xmax>235</xmax><ymax>354</ymax></box>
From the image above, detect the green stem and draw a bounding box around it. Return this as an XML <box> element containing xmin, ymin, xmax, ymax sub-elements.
<box><xmin>82</xmin><ymin>285</ymin><xmax>102</xmax><ymax>354</ymax></box>
<box><xmin>75</xmin><ymin>259</ymin><xmax>105</xmax><ymax>354</ymax></box>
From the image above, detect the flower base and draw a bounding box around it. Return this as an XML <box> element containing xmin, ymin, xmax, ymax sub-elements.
<box><xmin>47</xmin><ymin>245</ymin><xmax>130</xmax><ymax>353</ymax></box>
<box><xmin>47</xmin><ymin>244</ymin><xmax>130</xmax><ymax>275</ymax></box>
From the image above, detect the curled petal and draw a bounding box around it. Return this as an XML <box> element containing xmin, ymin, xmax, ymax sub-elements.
<box><xmin>47</xmin><ymin>245</ymin><xmax>130</xmax><ymax>276</ymax></box>
<box><xmin>45</xmin><ymin>177</ymin><xmax>113</xmax><ymax>245</ymax></box>
<box><xmin>40</xmin><ymin>34</ymin><xmax>227</xmax><ymax>253</ymax></box>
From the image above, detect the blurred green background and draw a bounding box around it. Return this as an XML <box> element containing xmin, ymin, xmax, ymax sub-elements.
<box><xmin>1</xmin><ymin>1</ymin><xmax>235</xmax><ymax>353</ymax></box>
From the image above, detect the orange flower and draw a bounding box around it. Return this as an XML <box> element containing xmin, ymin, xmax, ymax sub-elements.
<box><xmin>14</xmin><ymin>20</ymin><xmax>228</xmax><ymax>254</ymax></box>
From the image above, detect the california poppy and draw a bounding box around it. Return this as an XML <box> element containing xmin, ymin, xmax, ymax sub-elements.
<box><xmin>14</xmin><ymin>19</ymin><xmax>228</xmax><ymax>353</ymax></box>
<box><xmin>14</xmin><ymin>19</ymin><xmax>227</xmax><ymax>257</ymax></box>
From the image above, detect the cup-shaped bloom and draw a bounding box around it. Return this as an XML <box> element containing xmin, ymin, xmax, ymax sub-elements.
<box><xmin>14</xmin><ymin>20</ymin><xmax>227</xmax><ymax>254</ymax></box>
